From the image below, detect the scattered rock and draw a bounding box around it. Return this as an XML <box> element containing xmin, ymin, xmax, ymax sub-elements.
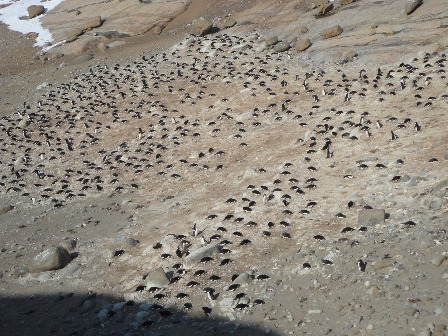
<box><xmin>144</xmin><ymin>267</ymin><xmax>170</xmax><ymax>288</ymax></box>
<box><xmin>191</xmin><ymin>17</ymin><xmax>213</xmax><ymax>36</ymax></box>
<box><xmin>431</xmin><ymin>255</ymin><xmax>447</xmax><ymax>267</ymax></box>
<box><xmin>0</xmin><ymin>204</ymin><xmax>14</xmax><ymax>215</ymax></box>
<box><xmin>320</xmin><ymin>25</ymin><xmax>343</xmax><ymax>39</ymax></box>
<box><xmin>274</xmin><ymin>42</ymin><xmax>290</xmax><ymax>52</ymax></box>
<box><xmin>27</xmin><ymin>5</ymin><xmax>44</xmax><ymax>19</ymax></box>
<box><xmin>183</xmin><ymin>244</ymin><xmax>219</xmax><ymax>268</ymax></box>
<box><xmin>405</xmin><ymin>0</ymin><xmax>423</xmax><ymax>15</ymax></box>
<box><xmin>358</xmin><ymin>209</ymin><xmax>385</xmax><ymax>226</ymax></box>
<box><xmin>265</xmin><ymin>36</ymin><xmax>279</xmax><ymax>47</ymax></box>
<box><xmin>29</xmin><ymin>246</ymin><xmax>72</xmax><ymax>273</ymax></box>
<box><xmin>317</xmin><ymin>2</ymin><xmax>334</xmax><ymax>16</ymax></box>
<box><xmin>296</xmin><ymin>38</ymin><xmax>312</xmax><ymax>52</ymax></box>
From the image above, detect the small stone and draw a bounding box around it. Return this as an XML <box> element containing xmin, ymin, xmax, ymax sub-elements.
<box><xmin>29</xmin><ymin>246</ymin><xmax>72</xmax><ymax>273</ymax></box>
<box><xmin>320</xmin><ymin>25</ymin><xmax>343</xmax><ymax>39</ymax></box>
<box><xmin>358</xmin><ymin>209</ymin><xmax>385</xmax><ymax>226</ymax></box>
<box><xmin>27</xmin><ymin>5</ymin><xmax>44</xmax><ymax>19</ymax></box>
<box><xmin>144</xmin><ymin>267</ymin><xmax>170</xmax><ymax>288</ymax></box>
<box><xmin>372</xmin><ymin>259</ymin><xmax>394</xmax><ymax>270</ymax></box>
<box><xmin>431</xmin><ymin>255</ymin><xmax>447</xmax><ymax>266</ymax></box>
<box><xmin>233</xmin><ymin>271</ymin><xmax>254</xmax><ymax>284</ymax></box>
<box><xmin>404</xmin><ymin>307</ymin><xmax>418</xmax><ymax>317</ymax></box>
<box><xmin>405</xmin><ymin>0</ymin><xmax>423</xmax><ymax>15</ymax></box>
<box><xmin>221</xmin><ymin>18</ymin><xmax>236</xmax><ymax>29</ymax></box>
<box><xmin>296</xmin><ymin>39</ymin><xmax>312</xmax><ymax>52</ymax></box>
<box><xmin>0</xmin><ymin>204</ymin><xmax>14</xmax><ymax>215</ymax></box>
<box><xmin>308</xmin><ymin>309</ymin><xmax>322</xmax><ymax>314</ymax></box>
<box><xmin>366</xmin><ymin>324</ymin><xmax>373</xmax><ymax>330</ymax></box>
<box><xmin>342</xmin><ymin>50</ymin><xmax>358</xmax><ymax>63</ymax></box>
<box><xmin>81</xmin><ymin>16</ymin><xmax>102</xmax><ymax>31</ymax></box>
<box><xmin>299</xmin><ymin>26</ymin><xmax>308</xmax><ymax>33</ymax></box>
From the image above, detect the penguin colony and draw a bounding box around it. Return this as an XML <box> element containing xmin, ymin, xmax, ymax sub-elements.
<box><xmin>1</xmin><ymin>32</ymin><xmax>447</xmax><ymax>332</ymax></box>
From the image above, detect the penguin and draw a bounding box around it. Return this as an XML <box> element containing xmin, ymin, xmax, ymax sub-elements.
<box><xmin>357</xmin><ymin>259</ymin><xmax>367</xmax><ymax>272</ymax></box>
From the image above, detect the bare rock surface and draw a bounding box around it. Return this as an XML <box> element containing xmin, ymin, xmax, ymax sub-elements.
<box><xmin>27</xmin><ymin>5</ymin><xmax>45</xmax><ymax>19</ymax></box>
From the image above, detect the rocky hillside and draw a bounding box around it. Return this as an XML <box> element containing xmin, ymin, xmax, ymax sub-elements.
<box><xmin>0</xmin><ymin>1</ymin><xmax>447</xmax><ymax>336</ymax></box>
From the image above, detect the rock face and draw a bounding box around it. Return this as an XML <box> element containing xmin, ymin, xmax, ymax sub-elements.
<box><xmin>296</xmin><ymin>38</ymin><xmax>312</xmax><ymax>52</ymax></box>
<box><xmin>144</xmin><ymin>267</ymin><xmax>170</xmax><ymax>288</ymax></box>
<box><xmin>317</xmin><ymin>3</ymin><xmax>334</xmax><ymax>16</ymax></box>
<box><xmin>265</xmin><ymin>36</ymin><xmax>279</xmax><ymax>47</ymax></box>
<box><xmin>183</xmin><ymin>244</ymin><xmax>219</xmax><ymax>268</ymax></box>
<box><xmin>29</xmin><ymin>246</ymin><xmax>72</xmax><ymax>273</ymax></box>
<box><xmin>274</xmin><ymin>41</ymin><xmax>290</xmax><ymax>52</ymax></box>
<box><xmin>191</xmin><ymin>17</ymin><xmax>213</xmax><ymax>36</ymax></box>
<box><xmin>405</xmin><ymin>0</ymin><xmax>423</xmax><ymax>15</ymax></box>
<box><xmin>27</xmin><ymin>5</ymin><xmax>45</xmax><ymax>19</ymax></box>
<box><xmin>320</xmin><ymin>25</ymin><xmax>343</xmax><ymax>39</ymax></box>
<box><xmin>358</xmin><ymin>209</ymin><xmax>385</xmax><ymax>226</ymax></box>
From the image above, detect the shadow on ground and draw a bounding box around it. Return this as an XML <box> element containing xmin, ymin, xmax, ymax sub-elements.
<box><xmin>0</xmin><ymin>292</ymin><xmax>279</xmax><ymax>336</ymax></box>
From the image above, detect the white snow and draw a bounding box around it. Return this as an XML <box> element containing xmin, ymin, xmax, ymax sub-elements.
<box><xmin>0</xmin><ymin>0</ymin><xmax>66</xmax><ymax>47</ymax></box>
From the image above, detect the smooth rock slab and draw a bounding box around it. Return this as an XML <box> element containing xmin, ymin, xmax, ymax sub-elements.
<box><xmin>144</xmin><ymin>267</ymin><xmax>170</xmax><ymax>288</ymax></box>
<box><xmin>358</xmin><ymin>209</ymin><xmax>385</xmax><ymax>226</ymax></box>
<box><xmin>183</xmin><ymin>244</ymin><xmax>219</xmax><ymax>269</ymax></box>
<box><xmin>30</xmin><ymin>246</ymin><xmax>72</xmax><ymax>273</ymax></box>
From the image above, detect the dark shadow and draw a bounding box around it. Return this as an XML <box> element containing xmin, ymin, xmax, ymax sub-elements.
<box><xmin>385</xmin><ymin>213</ymin><xmax>390</xmax><ymax>219</ymax></box>
<box><xmin>0</xmin><ymin>292</ymin><xmax>281</xmax><ymax>336</ymax></box>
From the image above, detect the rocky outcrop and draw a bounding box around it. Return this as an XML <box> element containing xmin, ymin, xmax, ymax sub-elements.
<box><xmin>191</xmin><ymin>17</ymin><xmax>213</xmax><ymax>36</ymax></box>
<box><xmin>320</xmin><ymin>25</ymin><xmax>343</xmax><ymax>39</ymax></box>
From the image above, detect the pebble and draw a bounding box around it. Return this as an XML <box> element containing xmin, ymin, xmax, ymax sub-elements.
<box><xmin>308</xmin><ymin>309</ymin><xmax>322</xmax><ymax>314</ymax></box>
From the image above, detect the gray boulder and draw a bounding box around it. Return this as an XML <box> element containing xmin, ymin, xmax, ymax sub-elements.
<box><xmin>296</xmin><ymin>38</ymin><xmax>312</xmax><ymax>52</ymax></box>
<box><xmin>320</xmin><ymin>25</ymin><xmax>343</xmax><ymax>39</ymax></box>
<box><xmin>144</xmin><ymin>267</ymin><xmax>170</xmax><ymax>288</ymax></box>
<box><xmin>183</xmin><ymin>244</ymin><xmax>219</xmax><ymax>269</ymax></box>
<box><xmin>27</xmin><ymin>5</ymin><xmax>44</xmax><ymax>19</ymax></box>
<box><xmin>358</xmin><ymin>209</ymin><xmax>385</xmax><ymax>226</ymax></box>
<box><xmin>405</xmin><ymin>0</ymin><xmax>423</xmax><ymax>15</ymax></box>
<box><xmin>191</xmin><ymin>17</ymin><xmax>213</xmax><ymax>36</ymax></box>
<box><xmin>274</xmin><ymin>42</ymin><xmax>290</xmax><ymax>52</ymax></box>
<box><xmin>30</xmin><ymin>246</ymin><xmax>72</xmax><ymax>273</ymax></box>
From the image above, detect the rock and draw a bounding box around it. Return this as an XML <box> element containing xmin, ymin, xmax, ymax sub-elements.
<box><xmin>342</xmin><ymin>50</ymin><xmax>358</xmax><ymax>63</ymax></box>
<box><xmin>183</xmin><ymin>244</ymin><xmax>219</xmax><ymax>268</ymax></box>
<box><xmin>274</xmin><ymin>42</ymin><xmax>290</xmax><ymax>52</ymax></box>
<box><xmin>27</xmin><ymin>5</ymin><xmax>44</xmax><ymax>19</ymax></box>
<box><xmin>221</xmin><ymin>18</ymin><xmax>236</xmax><ymax>29</ymax></box>
<box><xmin>296</xmin><ymin>39</ymin><xmax>312</xmax><ymax>52</ymax></box>
<box><xmin>81</xmin><ymin>299</ymin><xmax>96</xmax><ymax>313</ymax></box>
<box><xmin>65</xmin><ymin>29</ymin><xmax>83</xmax><ymax>43</ymax></box>
<box><xmin>81</xmin><ymin>16</ymin><xmax>103</xmax><ymax>31</ymax></box>
<box><xmin>191</xmin><ymin>17</ymin><xmax>213</xmax><ymax>36</ymax></box>
<box><xmin>367</xmin><ymin>286</ymin><xmax>382</xmax><ymax>297</ymax></box>
<box><xmin>405</xmin><ymin>0</ymin><xmax>423</xmax><ymax>15</ymax></box>
<box><xmin>233</xmin><ymin>271</ymin><xmax>254</xmax><ymax>284</ymax></box>
<box><xmin>299</xmin><ymin>26</ymin><xmax>308</xmax><ymax>34</ymax></box>
<box><xmin>438</xmin><ymin>36</ymin><xmax>448</xmax><ymax>50</ymax></box>
<box><xmin>219</xmin><ymin>297</ymin><xmax>234</xmax><ymax>312</ymax></box>
<box><xmin>431</xmin><ymin>255</ymin><xmax>447</xmax><ymax>266</ymax></box>
<box><xmin>317</xmin><ymin>3</ymin><xmax>333</xmax><ymax>16</ymax></box>
<box><xmin>265</xmin><ymin>36</ymin><xmax>279</xmax><ymax>47</ymax></box>
<box><xmin>144</xmin><ymin>267</ymin><xmax>170</xmax><ymax>288</ymax></box>
<box><xmin>404</xmin><ymin>307</ymin><xmax>418</xmax><ymax>317</ymax></box>
<box><xmin>29</xmin><ymin>246</ymin><xmax>72</xmax><ymax>273</ymax></box>
<box><xmin>372</xmin><ymin>258</ymin><xmax>394</xmax><ymax>270</ymax></box>
<box><xmin>341</xmin><ymin>0</ymin><xmax>357</xmax><ymax>4</ymax></box>
<box><xmin>320</xmin><ymin>25</ymin><xmax>343</xmax><ymax>39</ymax></box>
<box><xmin>358</xmin><ymin>209</ymin><xmax>385</xmax><ymax>226</ymax></box>
<box><xmin>0</xmin><ymin>204</ymin><xmax>14</xmax><ymax>215</ymax></box>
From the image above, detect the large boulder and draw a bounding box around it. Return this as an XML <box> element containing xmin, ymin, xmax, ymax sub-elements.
<box><xmin>405</xmin><ymin>0</ymin><xmax>423</xmax><ymax>15</ymax></box>
<box><xmin>29</xmin><ymin>246</ymin><xmax>72</xmax><ymax>273</ymax></box>
<box><xmin>320</xmin><ymin>25</ymin><xmax>343</xmax><ymax>39</ymax></box>
<box><xmin>296</xmin><ymin>38</ymin><xmax>312</xmax><ymax>52</ymax></box>
<box><xmin>183</xmin><ymin>244</ymin><xmax>219</xmax><ymax>269</ymax></box>
<box><xmin>144</xmin><ymin>267</ymin><xmax>170</xmax><ymax>288</ymax></box>
<box><xmin>191</xmin><ymin>17</ymin><xmax>213</xmax><ymax>36</ymax></box>
<box><xmin>27</xmin><ymin>5</ymin><xmax>44</xmax><ymax>19</ymax></box>
<box><xmin>317</xmin><ymin>2</ymin><xmax>334</xmax><ymax>16</ymax></box>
